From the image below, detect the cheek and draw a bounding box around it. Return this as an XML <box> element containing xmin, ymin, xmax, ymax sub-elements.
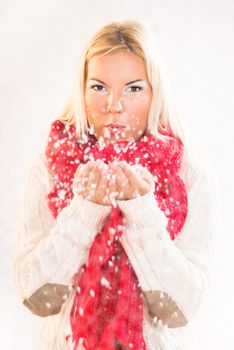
<box><xmin>85</xmin><ymin>93</ymin><xmax>95</xmax><ymax>112</ymax></box>
<box><xmin>85</xmin><ymin>92</ymin><xmax>105</xmax><ymax>111</ymax></box>
<box><xmin>138</xmin><ymin>95</ymin><xmax>152</xmax><ymax>121</ymax></box>
<box><xmin>85</xmin><ymin>95</ymin><xmax>106</xmax><ymax>132</ymax></box>
<box><xmin>139</xmin><ymin>94</ymin><xmax>152</xmax><ymax>110</ymax></box>
<box><xmin>85</xmin><ymin>94</ymin><xmax>101</xmax><ymax>124</ymax></box>
<box><xmin>126</xmin><ymin>93</ymin><xmax>151</xmax><ymax>111</ymax></box>
<box><xmin>127</xmin><ymin>96</ymin><xmax>151</xmax><ymax>123</ymax></box>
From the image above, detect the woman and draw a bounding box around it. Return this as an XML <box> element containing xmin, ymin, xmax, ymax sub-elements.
<box><xmin>13</xmin><ymin>20</ymin><xmax>218</xmax><ymax>350</ymax></box>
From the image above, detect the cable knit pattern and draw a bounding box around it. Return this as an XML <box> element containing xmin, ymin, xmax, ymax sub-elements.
<box><xmin>12</xmin><ymin>153</ymin><xmax>219</xmax><ymax>350</ymax></box>
<box><xmin>56</xmin><ymin>194</ymin><xmax>112</xmax><ymax>247</ymax></box>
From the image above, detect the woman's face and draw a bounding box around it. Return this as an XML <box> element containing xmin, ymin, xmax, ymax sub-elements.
<box><xmin>84</xmin><ymin>50</ymin><xmax>152</xmax><ymax>144</ymax></box>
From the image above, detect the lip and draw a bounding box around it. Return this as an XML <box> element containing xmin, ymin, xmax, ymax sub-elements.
<box><xmin>105</xmin><ymin>124</ymin><xmax>126</xmax><ymax>130</ymax></box>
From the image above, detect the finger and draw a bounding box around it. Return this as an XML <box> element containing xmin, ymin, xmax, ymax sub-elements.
<box><xmin>82</xmin><ymin>161</ymin><xmax>106</xmax><ymax>200</ymax></box>
<box><xmin>110</xmin><ymin>162</ymin><xmax>130</xmax><ymax>199</ymax></box>
<box><xmin>119</xmin><ymin>162</ymin><xmax>151</xmax><ymax>197</ymax></box>
<box><xmin>133</xmin><ymin>165</ymin><xmax>154</xmax><ymax>187</ymax></box>
<box><xmin>95</xmin><ymin>163</ymin><xmax>110</xmax><ymax>204</ymax></box>
<box><xmin>73</xmin><ymin>163</ymin><xmax>85</xmax><ymax>185</ymax></box>
<box><xmin>85</xmin><ymin>162</ymin><xmax>101</xmax><ymax>201</ymax></box>
<box><xmin>107</xmin><ymin>168</ymin><xmax>117</xmax><ymax>207</ymax></box>
<box><xmin>80</xmin><ymin>161</ymin><xmax>96</xmax><ymax>177</ymax></box>
<box><xmin>74</xmin><ymin>161</ymin><xmax>94</xmax><ymax>182</ymax></box>
<box><xmin>73</xmin><ymin>162</ymin><xmax>95</xmax><ymax>195</ymax></box>
<box><xmin>122</xmin><ymin>163</ymin><xmax>154</xmax><ymax>186</ymax></box>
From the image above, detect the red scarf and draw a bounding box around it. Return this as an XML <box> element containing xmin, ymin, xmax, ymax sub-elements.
<box><xmin>45</xmin><ymin>120</ymin><xmax>188</xmax><ymax>350</ymax></box>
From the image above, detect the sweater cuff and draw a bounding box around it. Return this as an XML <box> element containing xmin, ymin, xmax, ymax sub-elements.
<box><xmin>117</xmin><ymin>190</ymin><xmax>167</xmax><ymax>230</ymax></box>
<box><xmin>56</xmin><ymin>194</ymin><xmax>112</xmax><ymax>247</ymax></box>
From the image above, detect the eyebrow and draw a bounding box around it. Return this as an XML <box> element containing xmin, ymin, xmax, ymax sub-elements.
<box><xmin>87</xmin><ymin>78</ymin><xmax>145</xmax><ymax>85</ymax></box>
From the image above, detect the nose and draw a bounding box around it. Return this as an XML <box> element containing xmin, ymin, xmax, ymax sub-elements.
<box><xmin>106</xmin><ymin>92</ymin><xmax>124</xmax><ymax>114</ymax></box>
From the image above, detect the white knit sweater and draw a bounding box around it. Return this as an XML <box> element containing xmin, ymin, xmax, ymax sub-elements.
<box><xmin>12</xmin><ymin>152</ymin><xmax>219</xmax><ymax>350</ymax></box>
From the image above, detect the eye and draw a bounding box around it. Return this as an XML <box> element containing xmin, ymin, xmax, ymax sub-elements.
<box><xmin>126</xmin><ymin>86</ymin><xmax>143</xmax><ymax>92</ymax></box>
<box><xmin>90</xmin><ymin>84</ymin><xmax>107</xmax><ymax>92</ymax></box>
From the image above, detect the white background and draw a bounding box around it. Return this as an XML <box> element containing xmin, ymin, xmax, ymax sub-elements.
<box><xmin>0</xmin><ymin>0</ymin><xmax>233</xmax><ymax>348</ymax></box>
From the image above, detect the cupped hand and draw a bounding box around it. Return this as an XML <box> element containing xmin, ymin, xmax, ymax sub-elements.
<box><xmin>73</xmin><ymin>160</ymin><xmax>154</xmax><ymax>205</ymax></box>
<box><xmin>72</xmin><ymin>160</ymin><xmax>117</xmax><ymax>206</ymax></box>
<box><xmin>109</xmin><ymin>161</ymin><xmax>154</xmax><ymax>200</ymax></box>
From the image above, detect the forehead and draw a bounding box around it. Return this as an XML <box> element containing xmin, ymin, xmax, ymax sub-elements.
<box><xmin>86</xmin><ymin>51</ymin><xmax>148</xmax><ymax>81</ymax></box>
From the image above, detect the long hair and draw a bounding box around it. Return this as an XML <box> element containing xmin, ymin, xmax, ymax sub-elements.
<box><xmin>58</xmin><ymin>20</ymin><xmax>197</xmax><ymax>164</ymax></box>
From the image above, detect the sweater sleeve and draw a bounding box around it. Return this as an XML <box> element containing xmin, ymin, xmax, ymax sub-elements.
<box><xmin>117</xmin><ymin>161</ymin><xmax>219</xmax><ymax>322</ymax></box>
<box><xmin>12</xmin><ymin>153</ymin><xmax>112</xmax><ymax>301</ymax></box>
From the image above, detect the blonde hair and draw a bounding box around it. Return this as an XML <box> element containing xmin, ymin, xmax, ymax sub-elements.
<box><xmin>58</xmin><ymin>20</ymin><xmax>197</xmax><ymax>164</ymax></box>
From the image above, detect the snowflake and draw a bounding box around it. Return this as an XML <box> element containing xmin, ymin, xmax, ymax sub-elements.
<box><xmin>79</xmin><ymin>307</ymin><xmax>84</xmax><ymax>316</ymax></box>
<box><xmin>90</xmin><ymin>289</ymin><xmax>95</xmax><ymax>297</ymax></box>
<box><xmin>100</xmin><ymin>277</ymin><xmax>111</xmax><ymax>289</ymax></box>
